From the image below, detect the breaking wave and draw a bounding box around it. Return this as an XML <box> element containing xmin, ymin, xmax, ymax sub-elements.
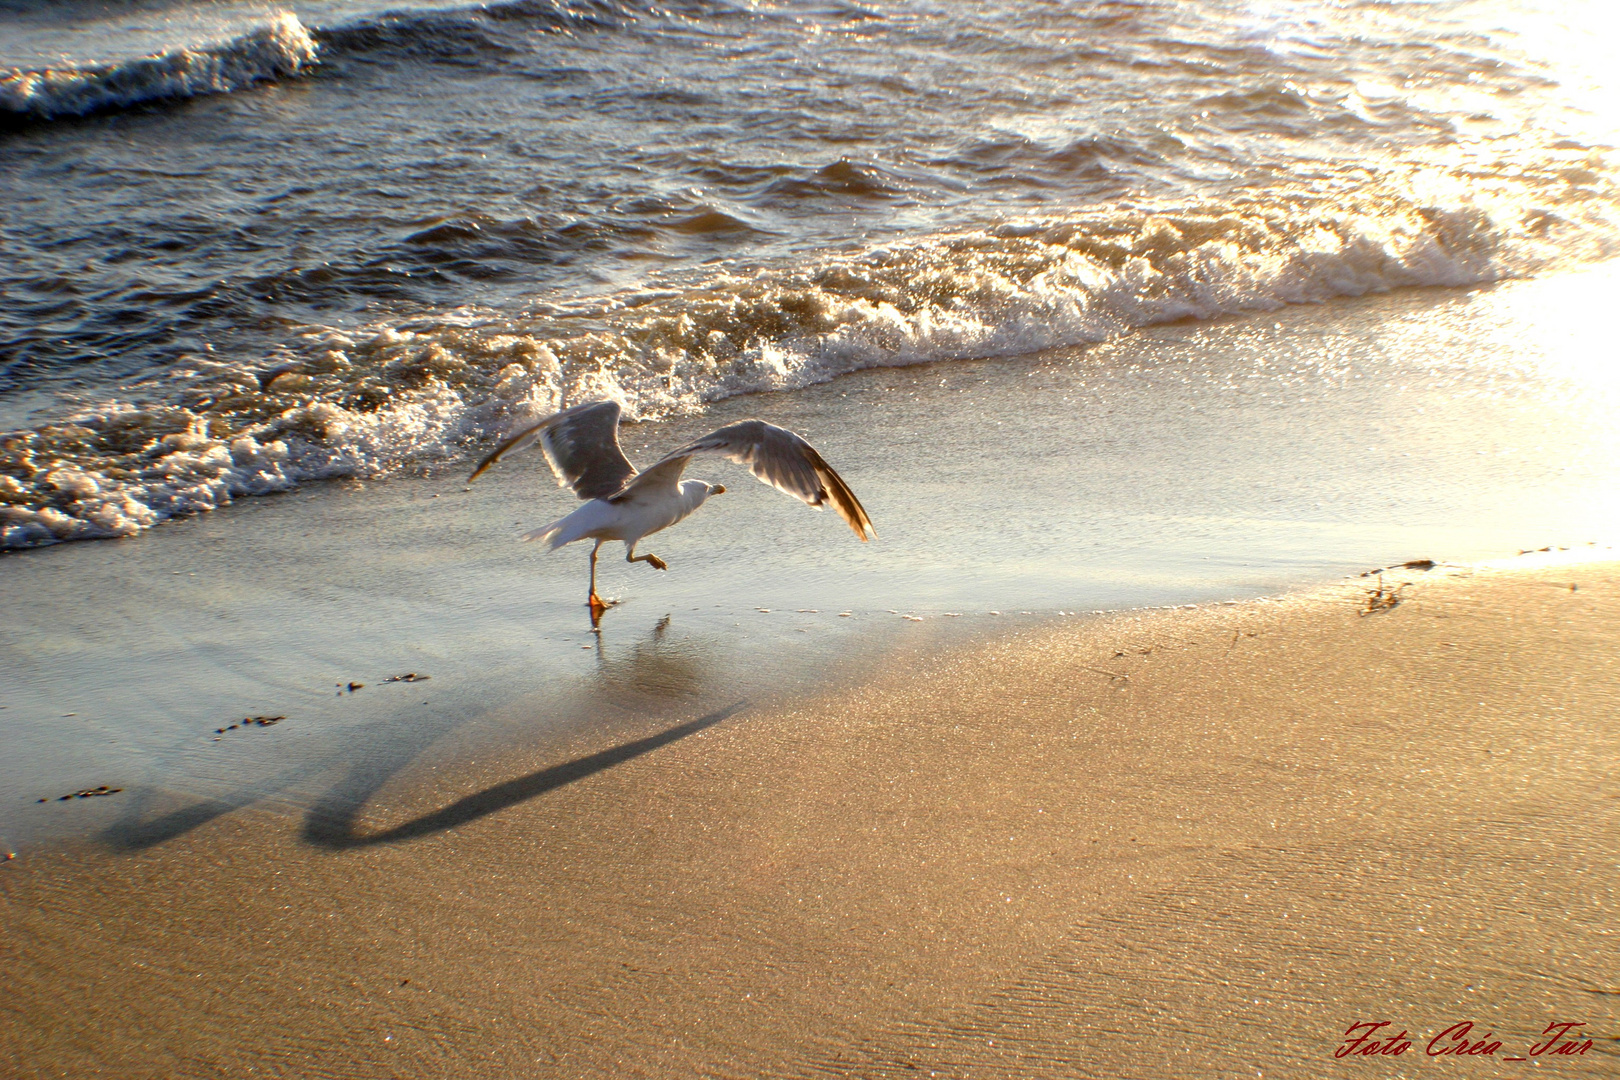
<box><xmin>1</xmin><ymin>13</ymin><xmax>319</xmax><ymax>121</ymax></box>
<box><xmin>0</xmin><ymin>0</ymin><xmax>633</xmax><ymax>122</ymax></box>
<box><xmin>5</xmin><ymin>151</ymin><xmax>1617</xmax><ymax>549</ymax></box>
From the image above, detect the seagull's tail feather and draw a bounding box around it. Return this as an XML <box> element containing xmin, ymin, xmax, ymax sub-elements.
<box><xmin>521</xmin><ymin>517</ymin><xmax>570</xmax><ymax>549</ymax></box>
<box><xmin>522</xmin><ymin>506</ymin><xmax>604</xmax><ymax>550</ymax></box>
<box><xmin>521</xmin><ymin>499</ymin><xmax>614</xmax><ymax>550</ymax></box>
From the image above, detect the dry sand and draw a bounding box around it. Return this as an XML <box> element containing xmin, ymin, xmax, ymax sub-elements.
<box><xmin>3</xmin><ymin>557</ymin><xmax>1617</xmax><ymax>1078</ymax></box>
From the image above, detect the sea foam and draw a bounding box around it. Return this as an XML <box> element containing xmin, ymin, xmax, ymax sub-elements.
<box><xmin>3</xmin><ymin>156</ymin><xmax>1617</xmax><ymax>549</ymax></box>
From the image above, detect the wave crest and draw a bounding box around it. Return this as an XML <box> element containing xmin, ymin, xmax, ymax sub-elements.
<box><xmin>1</xmin><ymin>13</ymin><xmax>318</xmax><ymax>121</ymax></box>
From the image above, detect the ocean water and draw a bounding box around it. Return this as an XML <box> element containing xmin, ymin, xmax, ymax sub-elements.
<box><xmin>2</xmin><ymin>0</ymin><xmax>1618</xmax><ymax>548</ymax></box>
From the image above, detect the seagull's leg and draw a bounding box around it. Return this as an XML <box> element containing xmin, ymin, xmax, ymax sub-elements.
<box><xmin>625</xmin><ymin>542</ymin><xmax>668</xmax><ymax>572</ymax></box>
<box><xmin>588</xmin><ymin>539</ymin><xmax>608</xmax><ymax>613</ymax></box>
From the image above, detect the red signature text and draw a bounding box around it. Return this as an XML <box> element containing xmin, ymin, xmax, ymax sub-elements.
<box><xmin>1336</xmin><ymin>1022</ymin><xmax>1412</xmax><ymax>1058</ymax></box>
<box><xmin>1337</xmin><ymin>1021</ymin><xmax>1591</xmax><ymax>1060</ymax></box>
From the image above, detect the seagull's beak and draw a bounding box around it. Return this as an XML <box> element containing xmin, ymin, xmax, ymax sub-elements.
<box><xmin>711</xmin><ymin>484</ymin><xmax>726</xmax><ymax>495</ymax></box>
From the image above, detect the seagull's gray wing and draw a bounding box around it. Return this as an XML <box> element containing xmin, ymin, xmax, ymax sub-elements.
<box><xmin>468</xmin><ymin>400</ymin><xmax>637</xmax><ymax>499</ymax></box>
<box><xmin>618</xmin><ymin>419</ymin><xmax>874</xmax><ymax>540</ymax></box>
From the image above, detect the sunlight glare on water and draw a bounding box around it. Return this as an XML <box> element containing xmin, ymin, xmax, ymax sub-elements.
<box><xmin>1481</xmin><ymin>0</ymin><xmax>1620</xmax><ymax>141</ymax></box>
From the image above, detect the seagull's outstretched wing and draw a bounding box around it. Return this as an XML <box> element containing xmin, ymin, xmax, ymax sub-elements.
<box><xmin>618</xmin><ymin>419</ymin><xmax>874</xmax><ymax>540</ymax></box>
<box><xmin>468</xmin><ymin>400</ymin><xmax>636</xmax><ymax>499</ymax></box>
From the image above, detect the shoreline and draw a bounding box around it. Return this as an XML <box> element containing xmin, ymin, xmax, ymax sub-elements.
<box><xmin>5</xmin><ymin>554</ymin><xmax>1617</xmax><ymax>1076</ymax></box>
<box><xmin>5</xmin><ymin>269</ymin><xmax>1619</xmax><ymax>855</ymax></box>
<box><xmin>6</xmin><ymin>254</ymin><xmax>1620</xmax><ymax>553</ymax></box>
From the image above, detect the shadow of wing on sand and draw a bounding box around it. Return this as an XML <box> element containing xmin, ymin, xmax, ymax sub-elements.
<box><xmin>301</xmin><ymin>700</ymin><xmax>748</xmax><ymax>849</ymax></box>
<box><xmin>99</xmin><ymin>763</ymin><xmax>315</xmax><ymax>852</ymax></box>
<box><xmin>103</xmin><ymin>795</ymin><xmax>249</xmax><ymax>852</ymax></box>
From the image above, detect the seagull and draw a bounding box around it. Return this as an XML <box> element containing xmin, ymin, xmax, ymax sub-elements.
<box><xmin>468</xmin><ymin>400</ymin><xmax>874</xmax><ymax>617</ymax></box>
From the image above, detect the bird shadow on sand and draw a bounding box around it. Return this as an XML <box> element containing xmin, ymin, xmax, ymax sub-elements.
<box><xmin>300</xmin><ymin>699</ymin><xmax>748</xmax><ymax>850</ymax></box>
<box><xmin>95</xmin><ymin>614</ymin><xmax>737</xmax><ymax>853</ymax></box>
<box><xmin>99</xmin><ymin>765</ymin><xmax>312</xmax><ymax>852</ymax></box>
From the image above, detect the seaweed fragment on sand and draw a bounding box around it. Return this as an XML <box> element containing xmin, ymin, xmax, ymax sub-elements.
<box><xmin>43</xmin><ymin>785</ymin><xmax>123</xmax><ymax>802</ymax></box>
<box><xmin>214</xmin><ymin>715</ymin><xmax>286</xmax><ymax>734</ymax></box>
<box><xmin>1360</xmin><ymin>572</ymin><xmax>1408</xmax><ymax>615</ymax></box>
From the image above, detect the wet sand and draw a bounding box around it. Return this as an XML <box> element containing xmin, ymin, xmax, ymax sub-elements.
<box><xmin>4</xmin><ymin>555</ymin><xmax>1616</xmax><ymax>1078</ymax></box>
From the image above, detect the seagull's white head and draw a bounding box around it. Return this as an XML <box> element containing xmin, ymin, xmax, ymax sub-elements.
<box><xmin>678</xmin><ymin>478</ymin><xmax>723</xmax><ymax>514</ymax></box>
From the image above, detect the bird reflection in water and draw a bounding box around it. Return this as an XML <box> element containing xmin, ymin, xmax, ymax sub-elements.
<box><xmin>587</xmin><ymin>613</ymin><xmax>711</xmax><ymax>704</ymax></box>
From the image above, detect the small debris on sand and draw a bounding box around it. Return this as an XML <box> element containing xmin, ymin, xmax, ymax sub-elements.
<box><xmin>1361</xmin><ymin>572</ymin><xmax>1406</xmax><ymax>615</ymax></box>
<box><xmin>347</xmin><ymin>682</ymin><xmax>364</xmax><ymax>692</ymax></box>
<box><xmin>214</xmin><ymin>715</ymin><xmax>285</xmax><ymax>734</ymax></box>
<box><xmin>48</xmin><ymin>785</ymin><xmax>122</xmax><ymax>802</ymax></box>
<box><xmin>1361</xmin><ymin>558</ymin><xmax>1436</xmax><ymax>577</ymax></box>
<box><xmin>384</xmin><ymin>674</ymin><xmax>430</xmax><ymax>683</ymax></box>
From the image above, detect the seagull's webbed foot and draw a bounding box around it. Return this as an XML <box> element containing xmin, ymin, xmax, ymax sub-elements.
<box><xmin>626</xmin><ymin>548</ymin><xmax>668</xmax><ymax>572</ymax></box>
